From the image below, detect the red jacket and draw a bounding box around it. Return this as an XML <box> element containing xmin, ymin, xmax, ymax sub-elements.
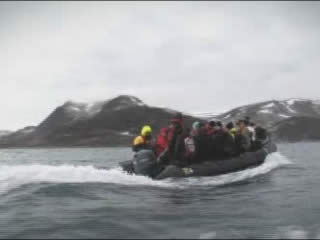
<box><xmin>205</xmin><ymin>124</ymin><xmax>215</xmax><ymax>136</ymax></box>
<box><xmin>154</xmin><ymin>128</ymin><xmax>170</xmax><ymax>156</ymax></box>
<box><xmin>154</xmin><ymin>117</ymin><xmax>184</xmax><ymax>156</ymax></box>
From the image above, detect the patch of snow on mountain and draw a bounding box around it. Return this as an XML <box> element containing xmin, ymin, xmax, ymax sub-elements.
<box><xmin>112</xmin><ymin>105</ymin><xmax>127</xmax><ymax>111</ymax></box>
<box><xmin>192</xmin><ymin>111</ymin><xmax>225</xmax><ymax>119</ymax></box>
<box><xmin>84</xmin><ymin>101</ymin><xmax>105</xmax><ymax>116</ymax></box>
<box><xmin>312</xmin><ymin>100</ymin><xmax>320</xmax><ymax>105</ymax></box>
<box><xmin>223</xmin><ymin>113</ymin><xmax>231</xmax><ymax>119</ymax></box>
<box><xmin>285</xmin><ymin>98</ymin><xmax>306</xmax><ymax>105</ymax></box>
<box><xmin>279</xmin><ymin>101</ymin><xmax>296</xmax><ymax>114</ymax></box>
<box><xmin>286</xmin><ymin>105</ymin><xmax>297</xmax><ymax>114</ymax></box>
<box><xmin>111</xmin><ymin>97</ymin><xmax>146</xmax><ymax>111</ymax></box>
<box><xmin>238</xmin><ymin>106</ymin><xmax>248</xmax><ymax>114</ymax></box>
<box><xmin>19</xmin><ymin>128</ymin><xmax>35</xmax><ymax>134</ymax></box>
<box><xmin>262</xmin><ymin>102</ymin><xmax>275</xmax><ymax>109</ymax></box>
<box><xmin>278</xmin><ymin>114</ymin><xmax>291</xmax><ymax>118</ymax></box>
<box><xmin>63</xmin><ymin>101</ymin><xmax>85</xmax><ymax>114</ymax></box>
<box><xmin>260</xmin><ymin>109</ymin><xmax>272</xmax><ymax>114</ymax></box>
<box><xmin>128</xmin><ymin>96</ymin><xmax>145</xmax><ymax>106</ymax></box>
<box><xmin>287</xmin><ymin>99</ymin><xmax>297</xmax><ymax>105</ymax></box>
<box><xmin>63</xmin><ymin>101</ymin><xmax>106</xmax><ymax>119</ymax></box>
<box><xmin>68</xmin><ymin>105</ymin><xmax>82</xmax><ymax>112</ymax></box>
<box><xmin>119</xmin><ymin>131</ymin><xmax>132</xmax><ymax>136</ymax></box>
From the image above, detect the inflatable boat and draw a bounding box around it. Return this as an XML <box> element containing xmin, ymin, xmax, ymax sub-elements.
<box><xmin>119</xmin><ymin>139</ymin><xmax>277</xmax><ymax>180</ymax></box>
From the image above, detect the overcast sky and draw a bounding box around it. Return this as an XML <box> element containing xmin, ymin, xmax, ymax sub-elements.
<box><xmin>1</xmin><ymin>1</ymin><xmax>320</xmax><ymax>130</ymax></box>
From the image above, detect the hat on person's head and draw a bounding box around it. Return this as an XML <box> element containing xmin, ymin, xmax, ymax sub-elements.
<box><xmin>192</xmin><ymin>121</ymin><xmax>200</xmax><ymax>130</ymax></box>
<box><xmin>226</xmin><ymin>122</ymin><xmax>234</xmax><ymax>130</ymax></box>
<box><xmin>160</xmin><ymin>127</ymin><xmax>168</xmax><ymax>136</ymax></box>
<box><xmin>208</xmin><ymin>120</ymin><xmax>216</xmax><ymax>127</ymax></box>
<box><xmin>141</xmin><ymin>125</ymin><xmax>152</xmax><ymax>137</ymax></box>
<box><xmin>244</xmin><ymin>116</ymin><xmax>251</xmax><ymax>125</ymax></box>
<box><xmin>175</xmin><ymin>112</ymin><xmax>183</xmax><ymax>119</ymax></box>
<box><xmin>170</xmin><ymin>112</ymin><xmax>183</xmax><ymax>124</ymax></box>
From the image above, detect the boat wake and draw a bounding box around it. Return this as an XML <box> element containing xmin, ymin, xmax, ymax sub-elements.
<box><xmin>0</xmin><ymin>152</ymin><xmax>291</xmax><ymax>195</ymax></box>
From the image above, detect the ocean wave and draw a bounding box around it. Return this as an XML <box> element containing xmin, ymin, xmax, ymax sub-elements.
<box><xmin>198</xmin><ymin>225</ymin><xmax>316</xmax><ymax>239</ymax></box>
<box><xmin>0</xmin><ymin>152</ymin><xmax>291</xmax><ymax>195</ymax></box>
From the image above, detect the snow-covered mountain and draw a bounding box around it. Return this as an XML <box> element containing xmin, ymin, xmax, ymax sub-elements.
<box><xmin>214</xmin><ymin>98</ymin><xmax>320</xmax><ymax>128</ymax></box>
<box><xmin>0</xmin><ymin>95</ymin><xmax>199</xmax><ymax>147</ymax></box>
<box><xmin>196</xmin><ymin>98</ymin><xmax>320</xmax><ymax>142</ymax></box>
<box><xmin>1</xmin><ymin>96</ymin><xmax>320</xmax><ymax>147</ymax></box>
<box><xmin>191</xmin><ymin>111</ymin><xmax>223</xmax><ymax>119</ymax></box>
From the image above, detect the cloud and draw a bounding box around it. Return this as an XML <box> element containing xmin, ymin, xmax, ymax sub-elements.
<box><xmin>0</xmin><ymin>1</ymin><xmax>320</xmax><ymax>130</ymax></box>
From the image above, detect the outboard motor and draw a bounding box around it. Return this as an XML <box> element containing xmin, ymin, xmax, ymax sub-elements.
<box><xmin>132</xmin><ymin>149</ymin><xmax>159</xmax><ymax>177</ymax></box>
<box><xmin>119</xmin><ymin>160</ymin><xmax>135</xmax><ymax>174</ymax></box>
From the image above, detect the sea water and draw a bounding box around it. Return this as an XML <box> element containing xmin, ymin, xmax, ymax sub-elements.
<box><xmin>0</xmin><ymin>143</ymin><xmax>319</xmax><ymax>239</ymax></box>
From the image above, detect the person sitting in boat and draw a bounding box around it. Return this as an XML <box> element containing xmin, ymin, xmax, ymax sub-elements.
<box><xmin>184</xmin><ymin>127</ymin><xmax>196</xmax><ymax>163</ymax></box>
<box><xmin>204</xmin><ymin>120</ymin><xmax>216</xmax><ymax>136</ymax></box>
<box><xmin>189</xmin><ymin>121</ymin><xmax>200</xmax><ymax>137</ymax></box>
<box><xmin>207</xmin><ymin>121</ymin><xmax>237</xmax><ymax>160</ymax></box>
<box><xmin>132</xmin><ymin>125</ymin><xmax>153</xmax><ymax>152</ymax></box>
<box><xmin>226</xmin><ymin>121</ymin><xmax>237</xmax><ymax>139</ymax></box>
<box><xmin>156</xmin><ymin>112</ymin><xmax>186</xmax><ymax>165</ymax></box>
<box><xmin>216</xmin><ymin>121</ymin><xmax>223</xmax><ymax>129</ymax></box>
<box><xmin>234</xmin><ymin>119</ymin><xmax>251</xmax><ymax>154</ymax></box>
<box><xmin>189</xmin><ymin>121</ymin><xmax>211</xmax><ymax>163</ymax></box>
<box><xmin>154</xmin><ymin>127</ymin><xmax>169</xmax><ymax>157</ymax></box>
<box><xmin>168</xmin><ymin>113</ymin><xmax>191</xmax><ymax>166</ymax></box>
<box><xmin>251</xmin><ymin>126</ymin><xmax>269</xmax><ymax>151</ymax></box>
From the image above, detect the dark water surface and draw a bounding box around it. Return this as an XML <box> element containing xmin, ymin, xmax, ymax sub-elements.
<box><xmin>0</xmin><ymin>143</ymin><xmax>319</xmax><ymax>239</ymax></box>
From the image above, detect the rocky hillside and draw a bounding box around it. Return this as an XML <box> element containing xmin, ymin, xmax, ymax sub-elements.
<box><xmin>0</xmin><ymin>130</ymin><xmax>12</xmax><ymax>138</ymax></box>
<box><xmin>208</xmin><ymin>98</ymin><xmax>320</xmax><ymax>142</ymax></box>
<box><xmin>1</xmin><ymin>96</ymin><xmax>320</xmax><ymax>147</ymax></box>
<box><xmin>0</xmin><ymin>95</ymin><xmax>200</xmax><ymax>147</ymax></box>
<box><xmin>208</xmin><ymin>98</ymin><xmax>320</xmax><ymax>127</ymax></box>
<box><xmin>269</xmin><ymin>116</ymin><xmax>320</xmax><ymax>142</ymax></box>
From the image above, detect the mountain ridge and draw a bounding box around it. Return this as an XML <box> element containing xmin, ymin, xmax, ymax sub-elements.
<box><xmin>0</xmin><ymin>96</ymin><xmax>319</xmax><ymax>147</ymax></box>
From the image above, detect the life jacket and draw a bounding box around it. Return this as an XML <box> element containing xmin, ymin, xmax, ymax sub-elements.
<box><xmin>154</xmin><ymin>128</ymin><xmax>169</xmax><ymax>156</ymax></box>
<box><xmin>132</xmin><ymin>135</ymin><xmax>151</xmax><ymax>152</ymax></box>
<box><xmin>229</xmin><ymin>127</ymin><xmax>237</xmax><ymax>139</ymax></box>
<box><xmin>133</xmin><ymin>135</ymin><xmax>146</xmax><ymax>146</ymax></box>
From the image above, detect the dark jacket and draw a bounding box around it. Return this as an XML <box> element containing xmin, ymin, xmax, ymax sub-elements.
<box><xmin>234</xmin><ymin>129</ymin><xmax>251</xmax><ymax>155</ymax></box>
<box><xmin>192</xmin><ymin>127</ymin><xmax>212</xmax><ymax>162</ymax></box>
<box><xmin>208</xmin><ymin>129</ymin><xmax>237</xmax><ymax>160</ymax></box>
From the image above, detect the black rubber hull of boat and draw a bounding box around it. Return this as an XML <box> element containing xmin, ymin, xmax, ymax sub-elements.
<box><xmin>155</xmin><ymin>148</ymin><xmax>267</xmax><ymax>180</ymax></box>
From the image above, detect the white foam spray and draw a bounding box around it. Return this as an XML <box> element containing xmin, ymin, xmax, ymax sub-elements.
<box><xmin>0</xmin><ymin>152</ymin><xmax>291</xmax><ymax>195</ymax></box>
